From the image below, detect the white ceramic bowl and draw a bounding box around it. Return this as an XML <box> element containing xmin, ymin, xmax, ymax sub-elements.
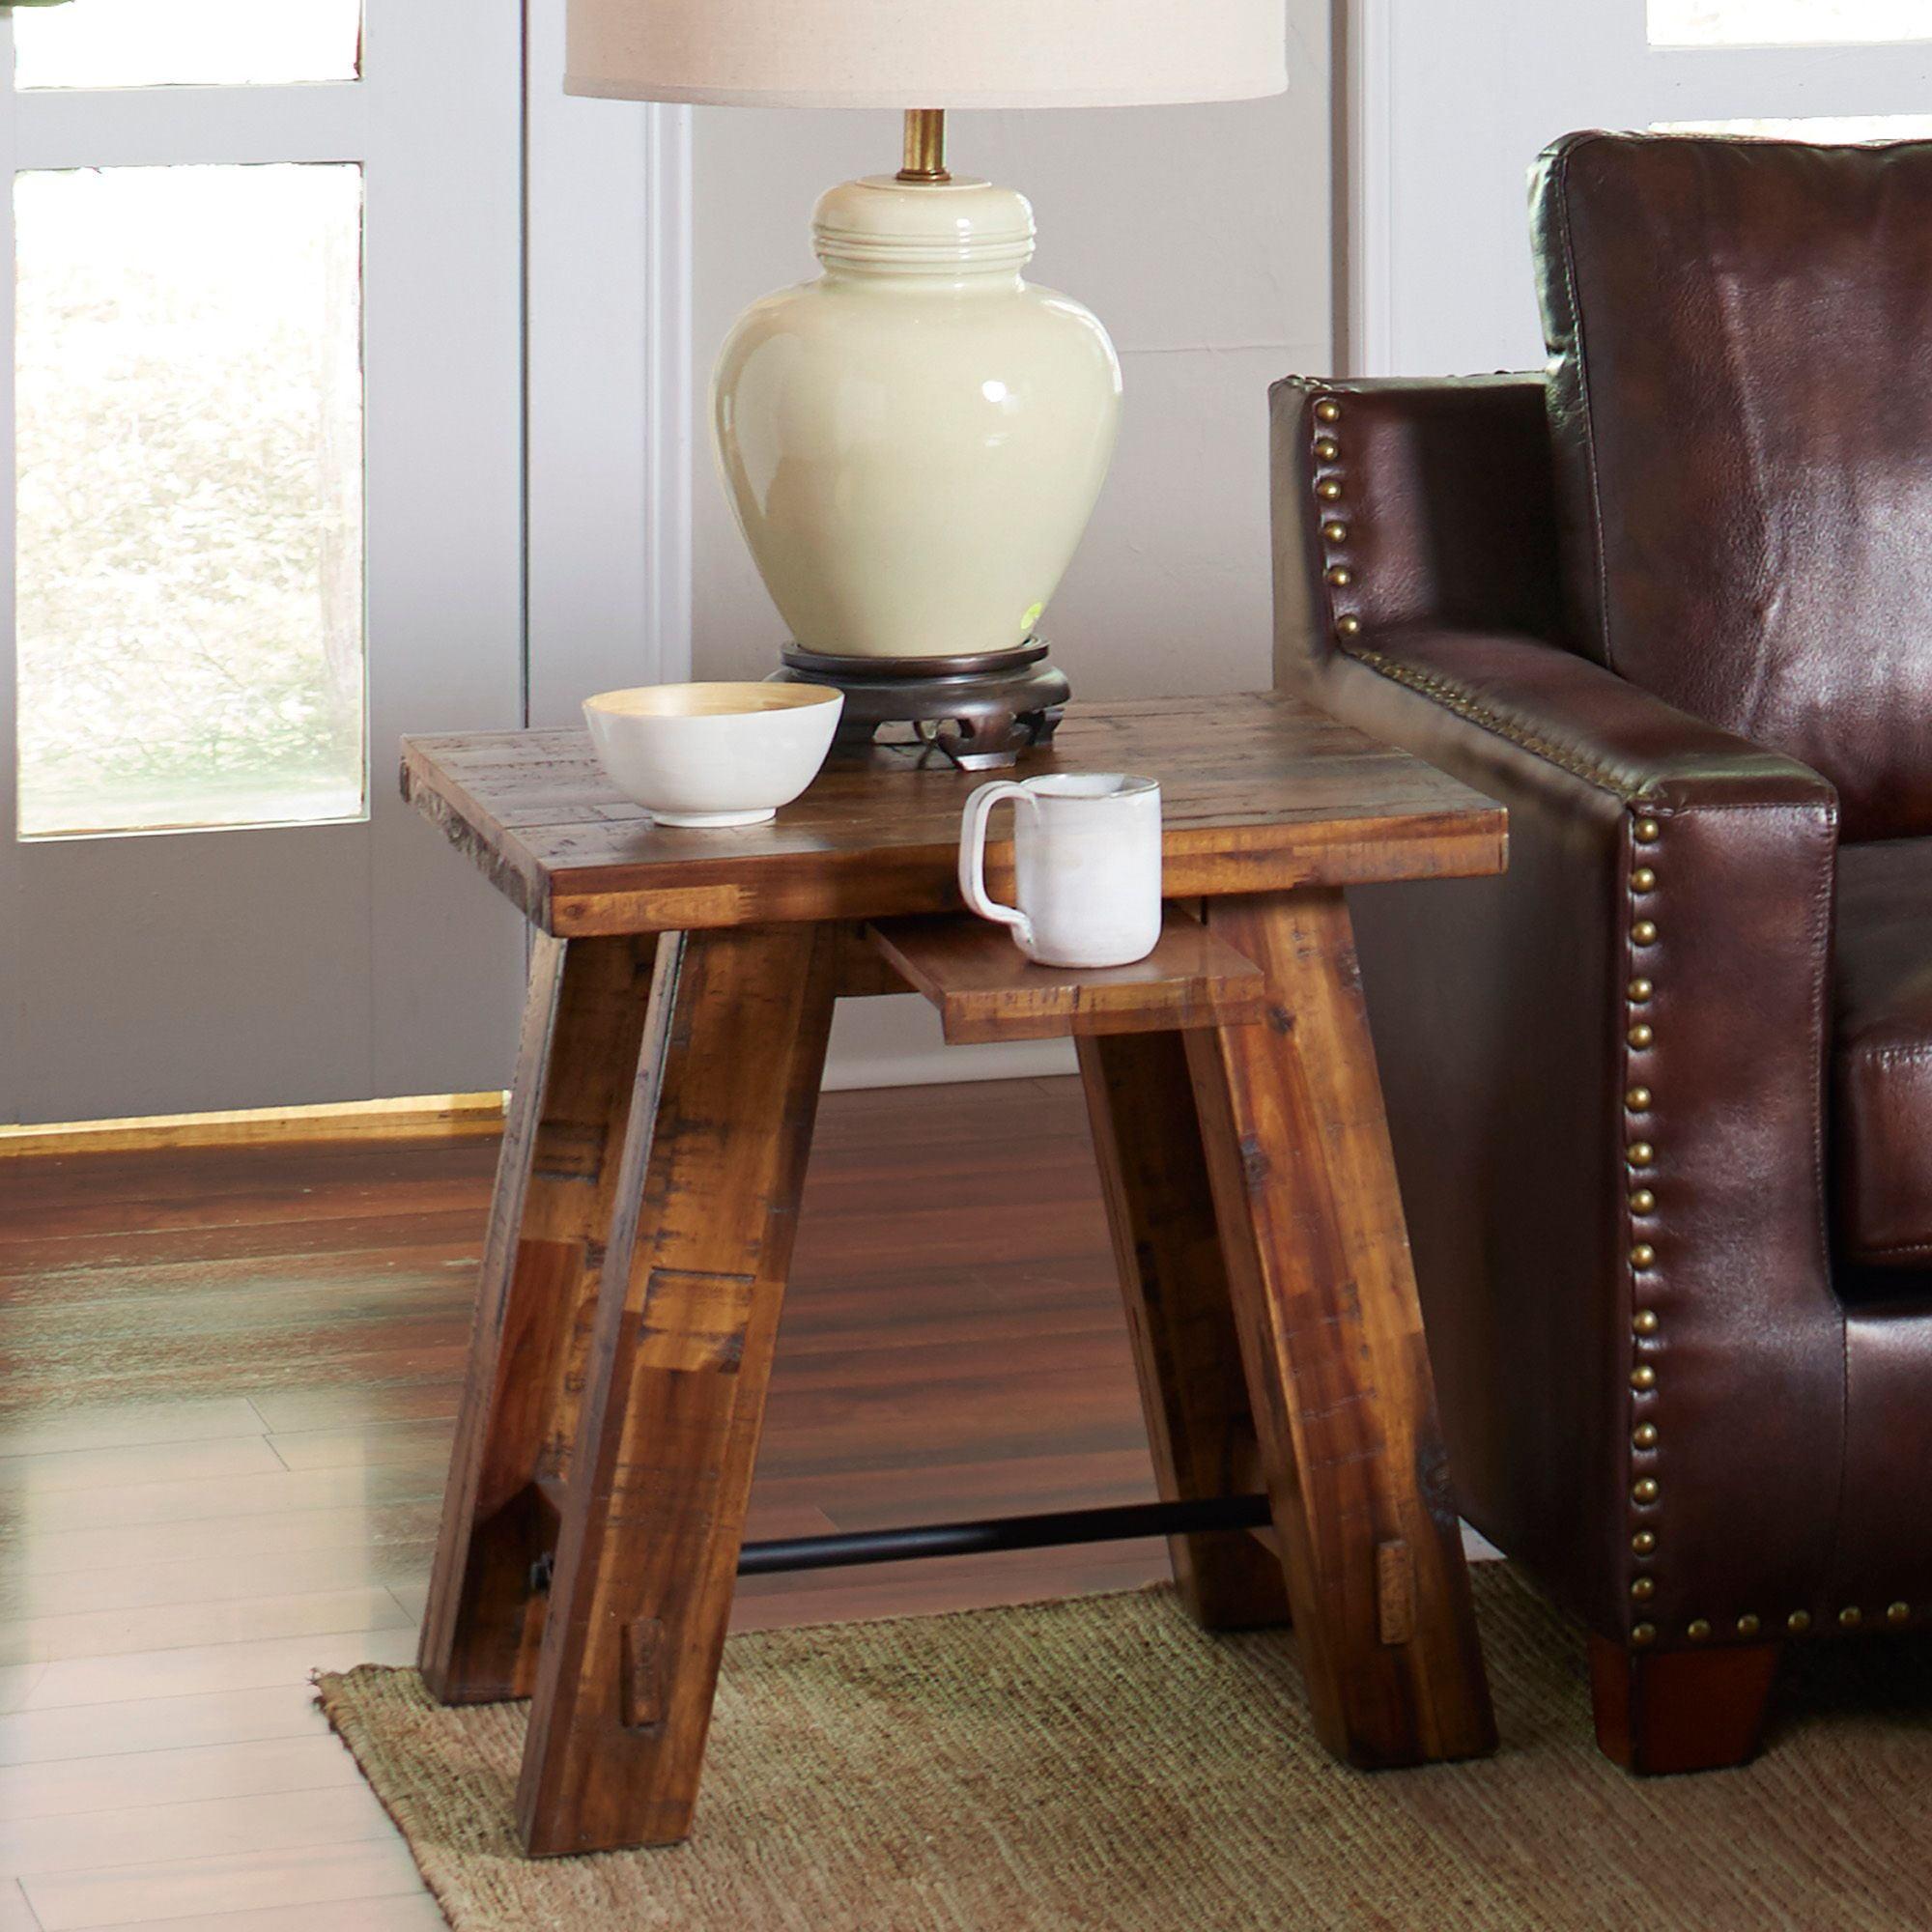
<box><xmin>582</xmin><ymin>682</ymin><xmax>844</xmax><ymax>828</ymax></box>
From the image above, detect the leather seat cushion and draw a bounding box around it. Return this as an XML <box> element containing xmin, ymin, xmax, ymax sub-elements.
<box><xmin>1835</xmin><ymin>838</ymin><xmax>1932</xmax><ymax>1265</ymax></box>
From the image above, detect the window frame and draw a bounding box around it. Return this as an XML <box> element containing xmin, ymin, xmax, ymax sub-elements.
<box><xmin>0</xmin><ymin>0</ymin><xmax>693</xmax><ymax>1122</ymax></box>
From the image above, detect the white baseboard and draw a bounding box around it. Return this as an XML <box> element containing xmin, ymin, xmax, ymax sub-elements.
<box><xmin>821</xmin><ymin>993</ymin><xmax>1077</xmax><ymax>1093</ymax></box>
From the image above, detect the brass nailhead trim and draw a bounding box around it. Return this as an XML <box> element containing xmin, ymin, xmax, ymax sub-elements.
<box><xmin>1307</xmin><ymin>422</ymin><xmax>1365</xmax><ymax>654</ymax></box>
<box><xmin>1737</xmin><ymin>1614</ymin><xmax>1761</xmax><ymax>1637</ymax></box>
<box><xmin>1337</xmin><ymin>644</ymin><xmax>1653</xmax><ymax>800</ymax></box>
<box><xmin>1688</xmin><ymin>1619</ymin><xmax>1712</xmax><ymax>1641</ymax></box>
<box><xmin>1626</xmin><ymin>837</ymin><xmax>1659</xmax><ymax>1701</ymax></box>
<box><xmin>1788</xmin><ymin>1610</ymin><xmax>1812</xmax><ymax>1634</ymax></box>
<box><xmin>1840</xmin><ymin>1605</ymin><xmax>1863</xmax><ymax>1628</ymax></box>
<box><xmin>1626</xmin><ymin>910</ymin><xmax>1659</xmax><ymax>1610</ymax></box>
<box><xmin>1889</xmin><ymin>1602</ymin><xmax>1911</xmax><ymax>1624</ymax></box>
<box><xmin>1351</xmin><ymin>618</ymin><xmax>1677</xmax><ymax>1653</ymax></box>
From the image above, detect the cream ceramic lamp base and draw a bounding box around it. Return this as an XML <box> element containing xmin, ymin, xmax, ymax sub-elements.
<box><xmin>712</xmin><ymin>169</ymin><xmax>1123</xmax><ymax>664</ymax></box>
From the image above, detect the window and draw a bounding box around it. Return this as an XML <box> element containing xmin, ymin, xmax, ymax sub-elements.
<box><xmin>13</xmin><ymin>3</ymin><xmax>372</xmax><ymax>838</ymax></box>
<box><xmin>1649</xmin><ymin>0</ymin><xmax>1931</xmax><ymax>48</ymax></box>
<box><xmin>1655</xmin><ymin>116</ymin><xmax>1932</xmax><ymax>139</ymax></box>
<box><xmin>14</xmin><ymin>1</ymin><xmax>361</xmax><ymax>91</ymax></box>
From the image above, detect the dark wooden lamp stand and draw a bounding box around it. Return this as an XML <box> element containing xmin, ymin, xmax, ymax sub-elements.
<box><xmin>769</xmin><ymin>639</ymin><xmax>1071</xmax><ymax>769</ymax></box>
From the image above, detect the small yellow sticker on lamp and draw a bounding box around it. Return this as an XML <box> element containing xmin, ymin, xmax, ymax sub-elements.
<box><xmin>1021</xmin><ymin>603</ymin><xmax>1044</xmax><ymax>638</ymax></box>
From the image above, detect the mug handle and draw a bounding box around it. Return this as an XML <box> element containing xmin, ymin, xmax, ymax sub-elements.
<box><xmin>958</xmin><ymin>781</ymin><xmax>1037</xmax><ymax>953</ymax></box>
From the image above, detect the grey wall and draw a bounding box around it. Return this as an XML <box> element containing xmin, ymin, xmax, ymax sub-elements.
<box><xmin>688</xmin><ymin>6</ymin><xmax>1334</xmax><ymax>1086</ymax></box>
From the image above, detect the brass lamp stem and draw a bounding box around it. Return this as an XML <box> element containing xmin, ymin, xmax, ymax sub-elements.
<box><xmin>898</xmin><ymin>108</ymin><xmax>950</xmax><ymax>184</ymax></box>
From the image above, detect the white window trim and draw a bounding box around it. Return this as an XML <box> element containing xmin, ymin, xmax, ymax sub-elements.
<box><xmin>1342</xmin><ymin>0</ymin><xmax>1397</xmax><ymax>377</ymax></box>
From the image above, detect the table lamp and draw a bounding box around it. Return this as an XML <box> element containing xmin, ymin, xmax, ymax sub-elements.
<box><xmin>567</xmin><ymin>1</ymin><xmax>1288</xmax><ymax>766</ymax></box>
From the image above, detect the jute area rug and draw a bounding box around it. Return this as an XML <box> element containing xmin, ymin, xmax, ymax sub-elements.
<box><xmin>318</xmin><ymin>1565</ymin><xmax>1932</xmax><ymax>1931</ymax></box>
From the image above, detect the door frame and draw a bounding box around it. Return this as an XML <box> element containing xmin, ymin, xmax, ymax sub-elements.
<box><xmin>526</xmin><ymin>0</ymin><xmax>693</xmax><ymax>725</ymax></box>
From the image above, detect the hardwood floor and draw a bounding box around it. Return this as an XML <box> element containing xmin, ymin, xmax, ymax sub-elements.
<box><xmin>0</xmin><ymin>1076</ymin><xmax>1168</xmax><ymax>1927</ymax></box>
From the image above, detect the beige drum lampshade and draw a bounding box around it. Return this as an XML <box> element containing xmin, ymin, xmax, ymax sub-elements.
<box><xmin>565</xmin><ymin>0</ymin><xmax>1289</xmax><ymax>109</ymax></box>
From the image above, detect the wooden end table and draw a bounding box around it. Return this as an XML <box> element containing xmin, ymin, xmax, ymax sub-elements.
<box><xmin>405</xmin><ymin>692</ymin><xmax>1505</xmax><ymax>1858</ymax></box>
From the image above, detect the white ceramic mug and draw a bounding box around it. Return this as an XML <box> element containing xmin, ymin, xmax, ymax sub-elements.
<box><xmin>957</xmin><ymin>774</ymin><xmax>1162</xmax><ymax>969</ymax></box>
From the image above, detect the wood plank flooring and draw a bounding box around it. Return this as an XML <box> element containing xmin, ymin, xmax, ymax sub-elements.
<box><xmin>0</xmin><ymin>1077</ymin><xmax>1168</xmax><ymax>1927</ymax></box>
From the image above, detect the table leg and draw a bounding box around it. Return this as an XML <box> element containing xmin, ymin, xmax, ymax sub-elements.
<box><xmin>1076</xmin><ymin>1032</ymin><xmax>1292</xmax><ymax>1631</ymax></box>
<box><xmin>1187</xmin><ymin>888</ymin><xmax>1495</xmax><ymax>1767</ymax></box>
<box><xmin>419</xmin><ymin>932</ymin><xmax>659</xmax><ymax>1704</ymax></box>
<box><xmin>517</xmin><ymin>923</ymin><xmax>838</xmax><ymax>1856</ymax></box>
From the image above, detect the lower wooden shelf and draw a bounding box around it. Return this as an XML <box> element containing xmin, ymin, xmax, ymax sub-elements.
<box><xmin>867</xmin><ymin>908</ymin><xmax>1269</xmax><ymax>1044</ymax></box>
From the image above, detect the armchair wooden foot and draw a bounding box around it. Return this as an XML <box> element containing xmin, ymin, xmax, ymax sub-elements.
<box><xmin>1588</xmin><ymin>1635</ymin><xmax>1781</xmax><ymax>1776</ymax></box>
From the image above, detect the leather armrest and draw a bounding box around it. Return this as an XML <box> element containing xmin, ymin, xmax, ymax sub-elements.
<box><xmin>1296</xmin><ymin>621</ymin><xmax>1845</xmax><ymax>1651</ymax></box>
<box><xmin>1330</xmin><ymin>620</ymin><xmax>1836</xmax><ymax>810</ymax></box>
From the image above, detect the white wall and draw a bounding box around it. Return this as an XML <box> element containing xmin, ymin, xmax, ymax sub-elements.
<box><xmin>687</xmin><ymin>4</ymin><xmax>1334</xmax><ymax>1088</ymax></box>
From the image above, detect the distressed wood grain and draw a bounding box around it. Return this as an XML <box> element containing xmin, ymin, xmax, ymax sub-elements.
<box><xmin>417</xmin><ymin>933</ymin><xmax>658</xmax><ymax>1705</ymax></box>
<box><xmin>870</xmin><ymin>908</ymin><xmax>1267</xmax><ymax>1044</ymax></box>
<box><xmin>516</xmin><ymin>923</ymin><xmax>839</xmax><ymax>1855</ymax></box>
<box><xmin>1077</xmin><ymin>1030</ymin><xmax>1292</xmax><ymax>1631</ymax></box>
<box><xmin>1185</xmin><ymin>889</ymin><xmax>1496</xmax><ymax>1767</ymax></box>
<box><xmin>401</xmin><ymin>694</ymin><xmax>1506</xmax><ymax>937</ymax></box>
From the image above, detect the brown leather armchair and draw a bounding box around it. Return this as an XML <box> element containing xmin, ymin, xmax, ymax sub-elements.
<box><xmin>1274</xmin><ymin>131</ymin><xmax>1932</xmax><ymax>1774</ymax></box>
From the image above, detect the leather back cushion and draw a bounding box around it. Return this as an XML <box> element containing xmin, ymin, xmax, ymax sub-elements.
<box><xmin>1533</xmin><ymin>132</ymin><xmax>1932</xmax><ymax>839</ymax></box>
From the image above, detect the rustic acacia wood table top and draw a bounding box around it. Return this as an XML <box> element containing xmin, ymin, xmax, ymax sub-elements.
<box><xmin>401</xmin><ymin>692</ymin><xmax>1505</xmax><ymax>936</ymax></box>
<box><xmin>407</xmin><ymin>689</ymin><xmax>1508</xmax><ymax>1860</ymax></box>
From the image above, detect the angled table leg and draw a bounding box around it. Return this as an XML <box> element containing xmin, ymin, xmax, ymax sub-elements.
<box><xmin>517</xmin><ymin>923</ymin><xmax>838</xmax><ymax>1857</ymax></box>
<box><xmin>1076</xmin><ymin>1031</ymin><xmax>1291</xmax><ymax>1631</ymax></box>
<box><xmin>1186</xmin><ymin>888</ymin><xmax>1495</xmax><ymax>1768</ymax></box>
<box><xmin>419</xmin><ymin>932</ymin><xmax>659</xmax><ymax>1704</ymax></box>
